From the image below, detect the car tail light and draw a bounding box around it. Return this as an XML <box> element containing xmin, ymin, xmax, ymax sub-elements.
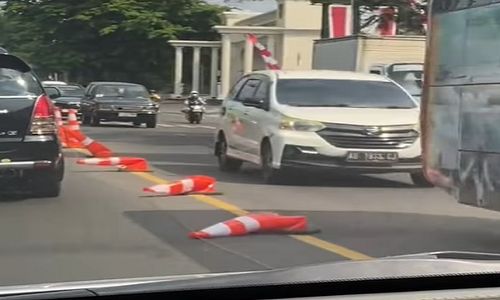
<box><xmin>30</xmin><ymin>95</ymin><xmax>57</xmax><ymax>135</ymax></box>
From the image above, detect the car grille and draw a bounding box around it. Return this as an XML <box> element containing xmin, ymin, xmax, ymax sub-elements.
<box><xmin>318</xmin><ymin>123</ymin><xmax>419</xmax><ymax>149</ymax></box>
<box><xmin>112</xmin><ymin>105</ymin><xmax>143</xmax><ymax>111</ymax></box>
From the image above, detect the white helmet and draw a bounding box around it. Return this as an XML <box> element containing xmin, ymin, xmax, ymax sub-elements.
<box><xmin>190</xmin><ymin>90</ymin><xmax>199</xmax><ymax>96</ymax></box>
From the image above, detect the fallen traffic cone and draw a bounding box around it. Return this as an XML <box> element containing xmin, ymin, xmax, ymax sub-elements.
<box><xmin>62</xmin><ymin>127</ymin><xmax>84</xmax><ymax>148</ymax></box>
<box><xmin>77</xmin><ymin>157</ymin><xmax>150</xmax><ymax>172</ymax></box>
<box><xmin>143</xmin><ymin>175</ymin><xmax>216</xmax><ymax>196</ymax></box>
<box><xmin>189</xmin><ymin>213</ymin><xmax>318</xmax><ymax>239</ymax></box>
<box><xmin>65</xmin><ymin>130</ymin><xmax>112</xmax><ymax>158</ymax></box>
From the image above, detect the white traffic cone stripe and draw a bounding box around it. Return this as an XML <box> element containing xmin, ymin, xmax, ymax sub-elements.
<box><xmin>148</xmin><ymin>185</ymin><xmax>171</xmax><ymax>193</ymax></box>
<box><xmin>234</xmin><ymin>216</ymin><xmax>261</xmax><ymax>232</ymax></box>
<box><xmin>82</xmin><ymin>137</ymin><xmax>94</xmax><ymax>147</ymax></box>
<box><xmin>109</xmin><ymin>157</ymin><xmax>121</xmax><ymax>165</ymax></box>
<box><xmin>200</xmin><ymin>222</ymin><xmax>232</xmax><ymax>237</ymax></box>
<box><xmin>180</xmin><ymin>179</ymin><xmax>194</xmax><ymax>193</ymax></box>
<box><xmin>83</xmin><ymin>158</ymin><xmax>104</xmax><ymax>164</ymax></box>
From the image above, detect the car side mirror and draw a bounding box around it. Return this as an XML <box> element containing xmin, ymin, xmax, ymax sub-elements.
<box><xmin>45</xmin><ymin>87</ymin><xmax>61</xmax><ymax>99</ymax></box>
<box><xmin>243</xmin><ymin>97</ymin><xmax>265</xmax><ymax>109</ymax></box>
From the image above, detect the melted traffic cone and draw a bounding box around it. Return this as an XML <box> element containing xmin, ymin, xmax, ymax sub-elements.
<box><xmin>143</xmin><ymin>175</ymin><xmax>216</xmax><ymax>196</ymax></box>
<box><xmin>77</xmin><ymin>157</ymin><xmax>150</xmax><ymax>172</ymax></box>
<box><xmin>189</xmin><ymin>213</ymin><xmax>318</xmax><ymax>239</ymax></box>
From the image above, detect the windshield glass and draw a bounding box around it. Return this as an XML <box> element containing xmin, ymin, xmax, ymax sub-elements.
<box><xmin>387</xmin><ymin>66</ymin><xmax>423</xmax><ymax>98</ymax></box>
<box><xmin>56</xmin><ymin>86</ymin><xmax>84</xmax><ymax>98</ymax></box>
<box><xmin>95</xmin><ymin>85</ymin><xmax>149</xmax><ymax>99</ymax></box>
<box><xmin>0</xmin><ymin>68</ymin><xmax>42</xmax><ymax>97</ymax></box>
<box><xmin>276</xmin><ymin>79</ymin><xmax>417</xmax><ymax>108</ymax></box>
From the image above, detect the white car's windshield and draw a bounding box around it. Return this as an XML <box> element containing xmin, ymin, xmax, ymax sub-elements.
<box><xmin>276</xmin><ymin>79</ymin><xmax>417</xmax><ymax>108</ymax></box>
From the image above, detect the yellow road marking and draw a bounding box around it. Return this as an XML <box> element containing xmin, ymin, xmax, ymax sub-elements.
<box><xmin>132</xmin><ymin>171</ymin><xmax>373</xmax><ymax>261</ymax></box>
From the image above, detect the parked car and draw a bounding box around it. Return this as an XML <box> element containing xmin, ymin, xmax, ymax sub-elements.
<box><xmin>0</xmin><ymin>52</ymin><xmax>64</xmax><ymax>196</ymax></box>
<box><xmin>214</xmin><ymin>70</ymin><xmax>429</xmax><ymax>186</ymax></box>
<box><xmin>80</xmin><ymin>82</ymin><xmax>159</xmax><ymax>128</ymax></box>
<box><xmin>44</xmin><ymin>84</ymin><xmax>84</xmax><ymax>118</ymax></box>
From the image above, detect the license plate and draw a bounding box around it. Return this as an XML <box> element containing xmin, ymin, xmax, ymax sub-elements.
<box><xmin>118</xmin><ymin>112</ymin><xmax>137</xmax><ymax>117</ymax></box>
<box><xmin>346</xmin><ymin>152</ymin><xmax>399</xmax><ymax>162</ymax></box>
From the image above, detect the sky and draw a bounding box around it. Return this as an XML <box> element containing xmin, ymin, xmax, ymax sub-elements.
<box><xmin>206</xmin><ymin>0</ymin><xmax>277</xmax><ymax>12</ymax></box>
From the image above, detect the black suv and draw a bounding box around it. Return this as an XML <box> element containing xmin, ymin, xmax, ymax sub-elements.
<box><xmin>81</xmin><ymin>82</ymin><xmax>159</xmax><ymax>128</ymax></box>
<box><xmin>0</xmin><ymin>52</ymin><xmax>64</xmax><ymax>197</ymax></box>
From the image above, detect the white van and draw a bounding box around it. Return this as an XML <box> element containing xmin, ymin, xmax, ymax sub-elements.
<box><xmin>214</xmin><ymin>70</ymin><xmax>430</xmax><ymax>186</ymax></box>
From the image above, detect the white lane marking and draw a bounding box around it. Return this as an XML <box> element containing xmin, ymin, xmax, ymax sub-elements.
<box><xmin>158</xmin><ymin>123</ymin><xmax>215</xmax><ymax>130</ymax></box>
<box><xmin>150</xmin><ymin>161</ymin><xmax>214</xmax><ymax>167</ymax></box>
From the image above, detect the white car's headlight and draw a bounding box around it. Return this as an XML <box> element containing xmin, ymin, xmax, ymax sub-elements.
<box><xmin>279</xmin><ymin>115</ymin><xmax>326</xmax><ymax>132</ymax></box>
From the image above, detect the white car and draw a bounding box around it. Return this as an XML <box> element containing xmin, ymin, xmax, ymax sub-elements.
<box><xmin>214</xmin><ymin>70</ymin><xmax>429</xmax><ymax>186</ymax></box>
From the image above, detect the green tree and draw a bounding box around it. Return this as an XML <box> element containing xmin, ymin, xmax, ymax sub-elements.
<box><xmin>1</xmin><ymin>0</ymin><xmax>225</xmax><ymax>90</ymax></box>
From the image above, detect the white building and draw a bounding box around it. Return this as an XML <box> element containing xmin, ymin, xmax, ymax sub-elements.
<box><xmin>169</xmin><ymin>0</ymin><xmax>322</xmax><ymax>98</ymax></box>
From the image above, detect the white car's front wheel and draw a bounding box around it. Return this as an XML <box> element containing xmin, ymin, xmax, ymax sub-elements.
<box><xmin>261</xmin><ymin>141</ymin><xmax>287</xmax><ymax>184</ymax></box>
<box><xmin>217</xmin><ymin>134</ymin><xmax>242</xmax><ymax>172</ymax></box>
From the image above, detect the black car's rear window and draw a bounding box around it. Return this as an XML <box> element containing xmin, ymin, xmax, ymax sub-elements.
<box><xmin>0</xmin><ymin>68</ymin><xmax>42</xmax><ymax>97</ymax></box>
<box><xmin>95</xmin><ymin>85</ymin><xmax>149</xmax><ymax>99</ymax></box>
<box><xmin>57</xmin><ymin>86</ymin><xmax>84</xmax><ymax>98</ymax></box>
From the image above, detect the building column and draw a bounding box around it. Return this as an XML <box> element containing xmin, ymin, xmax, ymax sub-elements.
<box><xmin>192</xmin><ymin>46</ymin><xmax>201</xmax><ymax>92</ymax></box>
<box><xmin>244</xmin><ymin>35</ymin><xmax>254</xmax><ymax>74</ymax></box>
<box><xmin>210</xmin><ymin>47</ymin><xmax>219</xmax><ymax>98</ymax></box>
<box><xmin>221</xmin><ymin>34</ymin><xmax>232</xmax><ymax>98</ymax></box>
<box><xmin>174</xmin><ymin>46</ymin><xmax>184</xmax><ymax>96</ymax></box>
<box><xmin>267</xmin><ymin>35</ymin><xmax>275</xmax><ymax>56</ymax></box>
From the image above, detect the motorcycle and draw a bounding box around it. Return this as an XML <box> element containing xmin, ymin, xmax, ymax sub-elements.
<box><xmin>183</xmin><ymin>102</ymin><xmax>205</xmax><ymax>124</ymax></box>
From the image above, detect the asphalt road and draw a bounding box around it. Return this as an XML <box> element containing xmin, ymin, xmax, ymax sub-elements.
<box><xmin>2</xmin><ymin>102</ymin><xmax>500</xmax><ymax>286</ymax></box>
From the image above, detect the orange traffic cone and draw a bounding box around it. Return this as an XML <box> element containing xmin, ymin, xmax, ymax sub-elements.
<box><xmin>77</xmin><ymin>157</ymin><xmax>150</xmax><ymax>172</ymax></box>
<box><xmin>143</xmin><ymin>175</ymin><xmax>216</xmax><ymax>195</ymax></box>
<box><xmin>66</xmin><ymin>109</ymin><xmax>80</xmax><ymax>131</ymax></box>
<box><xmin>63</xmin><ymin>127</ymin><xmax>84</xmax><ymax>148</ymax></box>
<box><xmin>66</xmin><ymin>130</ymin><xmax>112</xmax><ymax>158</ymax></box>
<box><xmin>189</xmin><ymin>213</ymin><xmax>317</xmax><ymax>239</ymax></box>
<box><xmin>54</xmin><ymin>108</ymin><xmax>68</xmax><ymax>148</ymax></box>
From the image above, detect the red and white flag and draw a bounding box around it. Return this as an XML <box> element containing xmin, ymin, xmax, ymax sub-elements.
<box><xmin>328</xmin><ymin>5</ymin><xmax>353</xmax><ymax>38</ymax></box>
<box><xmin>247</xmin><ymin>34</ymin><xmax>280</xmax><ymax>70</ymax></box>
<box><xmin>360</xmin><ymin>6</ymin><xmax>397</xmax><ymax>36</ymax></box>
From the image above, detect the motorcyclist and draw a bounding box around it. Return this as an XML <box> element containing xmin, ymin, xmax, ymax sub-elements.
<box><xmin>184</xmin><ymin>91</ymin><xmax>206</xmax><ymax>106</ymax></box>
<box><xmin>149</xmin><ymin>90</ymin><xmax>161</xmax><ymax>103</ymax></box>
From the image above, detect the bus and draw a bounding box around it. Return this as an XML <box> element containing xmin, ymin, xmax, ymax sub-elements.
<box><xmin>422</xmin><ymin>0</ymin><xmax>500</xmax><ymax>210</ymax></box>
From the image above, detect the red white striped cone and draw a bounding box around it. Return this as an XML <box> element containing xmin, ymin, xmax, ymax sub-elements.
<box><xmin>82</xmin><ymin>136</ymin><xmax>112</xmax><ymax>158</ymax></box>
<box><xmin>62</xmin><ymin>127</ymin><xmax>83</xmax><ymax>148</ymax></box>
<box><xmin>189</xmin><ymin>213</ymin><xmax>317</xmax><ymax>239</ymax></box>
<box><xmin>65</xmin><ymin>130</ymin><xmax>112</xmax><ymax>157</ymax></box>
<box><xmin>54</xmin><ymin>108</ymin><xmax>68</xmax><ymax>147</ymax></box>
<box><xmin>143</xmin><ymin>175</ymin><xmax>216</xmax><ymax>195</ymax></box>
<box><xmin>66</xmin><ymin>109</ymin><xmax>80</xmax><ymax>131</ymax></box>
<box><xmin>77</xmin><ymin>157</ymin><xmax>150</xmax><ymax>172</ymax></box>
